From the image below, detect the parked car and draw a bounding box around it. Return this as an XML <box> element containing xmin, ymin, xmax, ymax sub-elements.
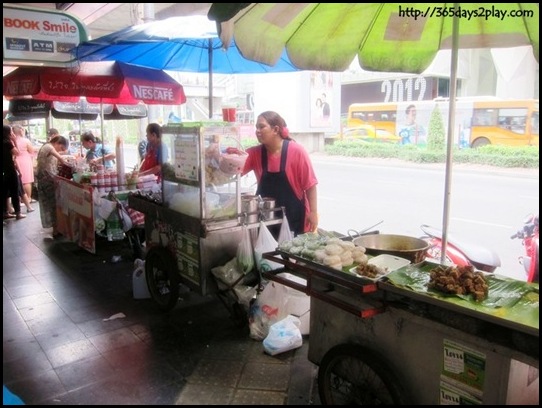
<box><xmin>330</xmin><ymin>125</ymin><xmax>401</xmax><ymax>144</ymax></box>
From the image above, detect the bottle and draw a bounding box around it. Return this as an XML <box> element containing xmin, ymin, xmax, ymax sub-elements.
<box><xmin>107</xmin><ymin>213</ymin><xmax>125</xmax><ymax>241</ymax></box>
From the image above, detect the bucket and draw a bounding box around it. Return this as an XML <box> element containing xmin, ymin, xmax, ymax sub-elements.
<box><xmin>260</xmin><ymin>197</ymin><xmax>276</xmax><ymax>220</ymax></box>
<box><xmin>222</xmin><ymin>107</ymin><xmax>237</xmax><ymax>122</ymax></box>
<box><xmin>132</xmin><ymin>259</ymin><xmax>151</xmax><ymax>299</ymax></box>
<box><xmin>241</xmin><ymin>194</ymin><xmax>259</xmax><ymax>224</ymax></box>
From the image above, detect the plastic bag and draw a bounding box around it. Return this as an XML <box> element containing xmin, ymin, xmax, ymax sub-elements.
<box><xmin>262</xmin><ymin>315</ymin><xmax>303</xmax><ymax>355</ymax></box>
<box><xmin>237</xmin><ymin>225</ymin><xmax>255</xmax><ymax>274</ymax></box>
<box><xmin>211</xmin><ymin>257</ymin><xmax>243</xmax><ymax>286</ymax></box>
<box><xmin>277</xmin><ymin>213</ymin><xmax>294</xmax><ymax>244</ymax></box>
<box><xmin>254</xmin><ymin>221</ymin><xmax>281</xmax><ymax>272</ymax></box>
<box><xmin>117</xmin><ymin>203</ymin><xmax>133</xmax><ymax>232</ymax></box>
<box><xmin>248</xmin><ymin>280</ymin><xmax>289</xmax><ymax>340</ymax></box>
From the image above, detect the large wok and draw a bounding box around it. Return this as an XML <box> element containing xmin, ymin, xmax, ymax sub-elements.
<box><xmin>353</xmin><ymin>234</ymin><xmax>430</xmax><ymax>264</ymax></box>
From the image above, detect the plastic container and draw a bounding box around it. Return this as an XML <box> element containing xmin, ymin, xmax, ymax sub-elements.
<box><xmin>222</xmin><ymin>107</ymin><xmax>236</xmax><ymax>122</ymax></box>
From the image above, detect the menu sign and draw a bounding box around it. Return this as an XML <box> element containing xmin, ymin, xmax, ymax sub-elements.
<box><xmin>3</xmin><ymin>5</ymin><xmax>88</xmax><ymax>66</ymax></box>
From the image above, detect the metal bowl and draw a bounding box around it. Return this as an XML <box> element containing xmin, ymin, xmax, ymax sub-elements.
<box><xmin>352</xmin><ymin>234</ymin><xmax>430</xmax><ymax>264</ymax></box>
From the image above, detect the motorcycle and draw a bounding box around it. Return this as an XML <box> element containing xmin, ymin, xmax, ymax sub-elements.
<box><xmin>510</xmin><ymin>214</ymin><xmax>539</xmax><ymax>283</ymax></box>
<box><xmin>419</xmin><ymin>224</ymin><xmax>501</xmax><ymax>273</ymax></box>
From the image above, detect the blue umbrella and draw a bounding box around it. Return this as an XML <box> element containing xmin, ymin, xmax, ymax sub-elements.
<box><xmin>71</xmin><ymin>15</ymin><xmax>300</xmax><ymax>118</ymax></box>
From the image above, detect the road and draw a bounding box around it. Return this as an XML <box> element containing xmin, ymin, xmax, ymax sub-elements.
<box><xmin>121</xmin><ymin>145</ymin><xmax>538</xmax><ymax>281</ymax></box>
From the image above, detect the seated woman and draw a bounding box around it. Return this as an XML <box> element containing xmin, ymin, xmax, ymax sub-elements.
<box><xmin>81</xmin><ymin>131</ymin><xmax>116</xmax><ymax>169</ymax></box>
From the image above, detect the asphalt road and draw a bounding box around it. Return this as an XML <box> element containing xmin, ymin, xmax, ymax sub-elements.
<box><xmin>121</xmin><ymin>145</ymin><xmax>538</xmax><ymax>281</ymax></box>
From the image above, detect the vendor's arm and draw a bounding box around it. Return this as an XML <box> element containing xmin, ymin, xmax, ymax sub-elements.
<box><xmin>306</xmin><ymin>185</ymin><xmax>318</xmax><ymax>232</ymax></box>
<box><xmin>50</xmin><ymin>148</ymin><xmax>73</xmax><ymax>167</ymax></box>
<box><xmin>89</xmin><ymin>150</ymin><xmax>116</xmax><ymax>166</ymax></box>
<box><xmin>138</xmin><ymin>164</ymin><xmax>161</xmax><ymax>177</ymax></box>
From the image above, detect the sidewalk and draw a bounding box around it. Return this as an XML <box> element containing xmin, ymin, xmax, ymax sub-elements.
<box><xmin>3</xmin><ymin>207</ymin><xmax>319</xmax><ymax>405</ymax></box>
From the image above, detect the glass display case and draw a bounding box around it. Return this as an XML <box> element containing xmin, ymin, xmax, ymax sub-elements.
<box><xmin>161</xmin><ymin>123</ymin><xmax>244</xmax><ymax>233</ymax></box>
<box><xmin>129</xmin><ymin>123</ymin><xmax>282</xmax><ymax>298</ymax></box>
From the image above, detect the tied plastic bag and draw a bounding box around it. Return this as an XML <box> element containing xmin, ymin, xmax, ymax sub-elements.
<box><xmin>237</xmin><ymin>225</ymin><xmax>255</xmax><ymax>274</ymax></box>
<box><xmin>263</xmin><ymin>315</ymin><xmax>303</xmax><ymax>356</ymax></box>
<box><xmin>278</xmin><ymin>213</ymin><xmax>294</xmax><ymax>244</ymax></box>
<box><xmin>254</xmin><ymin>221</ymin><xmax>282</xmax><ymax>272</ymax></box>
<box><xmin>248</xmin><ymin>280</ymin><xmax>288</xmax><ymax>340</ymax></box>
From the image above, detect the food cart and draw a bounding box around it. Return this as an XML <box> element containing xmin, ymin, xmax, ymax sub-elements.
<box><xmin>54</xmin><ymin>175</ymin><xmax>149</xmax><ymax>255</ymax></box>
<box><xmin>262</xmin><ymin>241</ymin><xmax>539</xmax><ymax>405</ymax></box>
<box><xmin>129</xmin><ymin>124</ymin><xmax>283</xmax><ymax>311</ymax></box>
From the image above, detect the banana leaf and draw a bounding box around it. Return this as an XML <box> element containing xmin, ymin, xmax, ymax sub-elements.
<box><xmin>386</xmin><ymin>263</ymin><xmax>539</xmax><ymax>330</ymax></box>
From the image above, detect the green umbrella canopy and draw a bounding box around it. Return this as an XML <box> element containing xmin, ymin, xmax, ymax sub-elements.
<box><xmin>209</xmin><ymin>3</ymin><xmax>539</xmax><ymax>73</ymax></box>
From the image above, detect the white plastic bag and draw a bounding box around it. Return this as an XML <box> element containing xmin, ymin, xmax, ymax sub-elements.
<box><xmin>211</xmin><ymin>257</ymin><xmax>243</xmax><ymax>286</ymax></box>
<box><xmin>254</xmin><ymin>221</ymin><xmax>281</xmax><ymax>272</ymax></box>
<box><xmin>277</xmin><ymin>213</ymin><xmax>294</xmax><ymax>244</ymax></box>
<box><xmin>263</xmin><ymin>315</ymin><xmax>303</xmax><ymax>355</ymax></box>
<box><xmin>237</xmin><ymin>225</ymin><xmax>255</xmax><ymax>274</ymax></box>
<box><xmin>248</xmin><ymin>280</ymin><xmax>289</xmax><ymax>340</ymax></box>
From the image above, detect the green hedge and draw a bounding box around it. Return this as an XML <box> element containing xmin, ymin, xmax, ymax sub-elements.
<box><xmin>325</xmin><ymin>141</ymin><xmax>539</xmax><ymax>168</ymax></box>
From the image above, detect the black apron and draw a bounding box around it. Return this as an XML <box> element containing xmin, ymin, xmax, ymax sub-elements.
<box><xmin>256</xmin><ymin>140</ymin><xmax>306</xmax><ymax>236</ymax></box>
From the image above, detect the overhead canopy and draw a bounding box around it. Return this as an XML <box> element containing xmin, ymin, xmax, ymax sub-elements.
<box><xmin>208</xmin><ymin>3</ymin><xmax>539</xmax><ymax>72</ymax></box>
<box><xmin>3</xmin><ymin>61</ymin><xmax>187</xmax><ymax>105</ymax></box>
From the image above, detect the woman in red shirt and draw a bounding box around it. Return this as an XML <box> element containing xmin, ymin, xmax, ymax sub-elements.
<box><xmin>242</xmin><ymin>111</ymin><xmax>319</xmax><ymax>236</ymax></box>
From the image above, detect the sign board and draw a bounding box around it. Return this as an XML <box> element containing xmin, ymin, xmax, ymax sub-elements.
<box><xmin>3</xmin><ymin>5</ymin><xmax>89</xmax><ymax>67</ymax></box>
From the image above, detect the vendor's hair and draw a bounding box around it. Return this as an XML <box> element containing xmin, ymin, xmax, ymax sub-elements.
<box><xmin>146</xmin><ymin>123</ymin><xmax>162</xmax><ymax>138</ymax></box>
<box><xmin>81</xmin><ymin>131</ymin><xmax>102</xmax><ymax>143</ymax></box>
<box><xmin>3</xmin><ymin>124</ymin><xmax>12</xmax><ymax>140</ymax></box>
<box><xmin>258</xmin><ymin>111</ymin><xmax>292</xmax><ymax>140</ymax></box>
<box><xmin>50</xmin><ymin>135</ymin><xmax>69</xmax><ymax>149</ymax></box>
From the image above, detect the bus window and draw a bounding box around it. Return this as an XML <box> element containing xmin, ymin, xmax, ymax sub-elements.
<box><xmin>348</xmin><ymin>99</ymin><xmax>538</xmax><ymax>148</ymax></box>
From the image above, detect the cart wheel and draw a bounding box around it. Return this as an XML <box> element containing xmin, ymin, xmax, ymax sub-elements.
<box><xmin>145</xmin><ymin>247</ymin><xmax>180</xmax><ymax>312</ymax></box>
<box><xmin>318</xmin><ymin>344</ymin><xmax>409</xmax><ymax>405</ymax></box>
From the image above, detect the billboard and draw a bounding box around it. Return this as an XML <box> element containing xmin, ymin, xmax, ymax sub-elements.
<box><xmin>3</xmin><ymin>5</ymin><xmax>88</xmax><ymax>67</ymax></box>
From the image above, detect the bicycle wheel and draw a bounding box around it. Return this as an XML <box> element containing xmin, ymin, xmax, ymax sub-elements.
<box><xmin>318</xmin><ymin>344</ymin><xmax>409</xmax><ymax>405</ymax></box>
<box><xmin>145</xmin><ymin>246</ymin><xmax>180</xmax><ymax>312</ymax></box>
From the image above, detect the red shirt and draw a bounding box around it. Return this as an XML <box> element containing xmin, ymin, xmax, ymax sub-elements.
<box><xmin>243</xmin><ymin>141</ymin><xmax>318</xmax><ymax>230</ymax></box>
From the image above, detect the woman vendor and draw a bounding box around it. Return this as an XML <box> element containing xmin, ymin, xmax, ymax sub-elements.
<box><xmin>242</xmin><ymin>111</ymin><xmax>319</xmax><ymax>236</ymax></box>
<box><xmin>81</xmin><ymin>131</ymin><xmax>116</xmax><ymax>169</ymax></box>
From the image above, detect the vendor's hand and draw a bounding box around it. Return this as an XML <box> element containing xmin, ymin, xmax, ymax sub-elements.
<box><xmin>308</xmin><ymin>211</ymin><xmax>319</xmax><ymax>233</ymax></box>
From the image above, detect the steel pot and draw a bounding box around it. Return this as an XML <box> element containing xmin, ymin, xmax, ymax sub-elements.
<box><xmin>352</xmin><ymin>234</ymin><xmax>430</xmax><ymax>264</ymax></box>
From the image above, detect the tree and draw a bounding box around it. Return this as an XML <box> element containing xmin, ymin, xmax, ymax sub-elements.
<box><xmin>427</xmin><ymin>103</ymin><xmax>446</xmax><ymax>151</ymax></box>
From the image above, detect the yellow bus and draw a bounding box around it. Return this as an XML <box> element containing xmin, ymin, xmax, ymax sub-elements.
<box><xmin>347</xmin><ymin>98</ymin><xmax>539</xmax><ymax>148</ymax></box>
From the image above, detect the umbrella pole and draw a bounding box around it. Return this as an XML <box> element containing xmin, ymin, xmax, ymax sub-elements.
<box><xmin>208</xmin><ymin>38</ymin><xmax>213</xmax><ymax>119</ymax></box>
<box><xmin>440</xmin><ymin>7</ymin><xmax>460</xmax><ymax>263</ymax></box>
<box><xmin>100</xmin><ymin>99</ymin><xmax>105</xmax><ymax>165</ymax></box>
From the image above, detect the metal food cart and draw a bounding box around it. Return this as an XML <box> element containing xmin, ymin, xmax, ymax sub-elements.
<box><xmin>129</xmin><ymin>124</ymin><xmax>282</xmax><ymax>312</ymax></box>
<box><xmin>262</xmin><ymin>248</ymin><xmax>539</xmax><ymax>405</ymax></box>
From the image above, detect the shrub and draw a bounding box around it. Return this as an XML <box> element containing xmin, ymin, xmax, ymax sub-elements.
<box><xmin>324</xmin><ymin>142</ymin><xmax>538</xmax><ymax>168</ymax></box>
